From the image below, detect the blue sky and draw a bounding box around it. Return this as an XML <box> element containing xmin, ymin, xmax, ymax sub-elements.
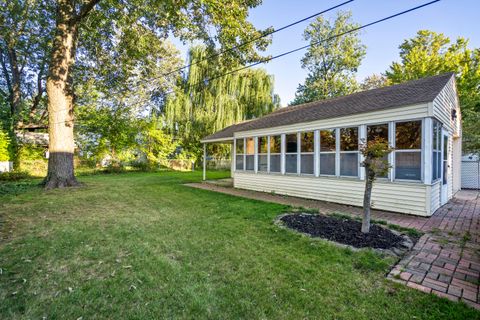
<box><xmin>173</xmin><ymin>0</ymin><xmax>480</xmax><ymax>106</ymax></box>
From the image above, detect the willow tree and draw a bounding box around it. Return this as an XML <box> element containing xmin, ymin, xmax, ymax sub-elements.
<box><xmin>42</xmin><ymin>0</ymin><xmax>271</xmax><ymax>189</ymax></box>
<box><xmin>165</xmin><ymin>46</ymin><xmax>280</xmax><ymax>160</ymax></box>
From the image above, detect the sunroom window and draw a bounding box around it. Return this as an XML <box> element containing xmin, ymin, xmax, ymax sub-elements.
<box><xmin>432</xmin><ymin>120</ymin><xmax>441</xmax><ymax>181</ymax></box>
<box><xmin>269</xmin><ymin>135</ymin><xmax>281</xmax><ymax>173</ymax></box>
<box><xmin>367</xmin><ymin>124</ymin><xmax>389</xmax><ymax>178</ymax></box>
<box><xmin>340</xmin><ymin>127</ymin><xmax>359</xmax><ymax>177</ymax></box>
<box><xmin>285</xmin><ymin>133</ymin><xmax>298</xmax><ymax>173</ymax></box>
<box><xmin>320</xmin><ymin>129</ymin><xmax>336</xmax><ymax>175</ymax></box>
<box><xmin>300</xmin><ymin>132</ymin><xmax>314</xmax><ymax>174</ymax></box>
<box><xmin>245</xmin><ymin>137</ymin><xmax>255</xmax><ymax>171</ymax></box>
<box><xmin>257</xmin><ymin>136</ymin><xmax>268</xmax><ymax>172</ymax></box>
<box><xmin>395</xmin><ymin>121</ymin><xmax>422</xmax><ymax>180</ymax></box>
<box><xmin>235</xmin><ymin>138</ymin><xmax>244</xmax><ymax>170</ymax></box>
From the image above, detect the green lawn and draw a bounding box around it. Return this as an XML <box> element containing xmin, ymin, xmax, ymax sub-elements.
<box><xmin>0</xmin><ymin>171</ymin><xmax>478</xmax><ymax>319</ymax></box>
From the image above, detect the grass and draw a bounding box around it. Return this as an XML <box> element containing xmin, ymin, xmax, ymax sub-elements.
<box><xmin>0</xmin><ymin>171</ymin><xmax>478</xmax><ymax>319</ymax></box>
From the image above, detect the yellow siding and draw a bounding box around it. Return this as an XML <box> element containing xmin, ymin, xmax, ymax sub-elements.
<box><xmin>432</xmin><ymin>77</ymin><xmax>460</xmax><ymax>136</ymax></box>
<box><xmin>234</xmin><ymin>172</ymin><xmax>430</xmax><ymax>216</ymax></box>
<box><xmin>430</xmin><ymin>181</ymin><xmax>441</xmax><ymax>213</ymax></box>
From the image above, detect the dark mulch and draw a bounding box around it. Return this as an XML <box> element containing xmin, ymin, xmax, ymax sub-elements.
<box><xmin>280</xmin><ymin>214</ymin><xmax>405</xmax><ymax>249</ymax></box>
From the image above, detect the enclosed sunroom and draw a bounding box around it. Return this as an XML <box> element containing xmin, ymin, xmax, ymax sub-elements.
<box><xmin>201</xmin><ymin>73</ymin><xmax>462</xmax><ymax>216</ymax></box>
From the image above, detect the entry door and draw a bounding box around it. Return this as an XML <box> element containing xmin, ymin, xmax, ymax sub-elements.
<box><xmin>440</xmin><ymin>132</ymin><xmax>449</xmax><ymax>205</ymax></box>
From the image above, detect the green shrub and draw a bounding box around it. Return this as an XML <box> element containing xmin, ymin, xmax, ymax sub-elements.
<box><xmin>0</xmin><ymin>129</ymin><xmax>10</xmax><ymax>161</ymax></box>
<box><xmin>18</xmin><ymin>144</ymin><xmax>46</xmax><ymax>160</ymax></box>
<box><xmin>0</xmin><ymin>170</ymin><xmax>31</xmax><ymax>182</ymax></box>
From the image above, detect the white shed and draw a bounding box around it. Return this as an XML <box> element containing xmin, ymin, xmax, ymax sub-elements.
<box><xmin>201</xmin><ymin>73</ymin><xmax>462</xmax><ymax>217</ymax></box>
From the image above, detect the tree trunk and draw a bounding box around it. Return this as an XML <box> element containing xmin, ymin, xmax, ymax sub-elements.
<box><xmin>44</xmin><ymin>0</ymin><xmax>80</xmax><ymax>189</ymax></box>
<box><xmin>8</xmin><ymin>47</ymin><xmax>21</xmax><ymax>116</ymax></box>
<box><xmin>362</xmin><ymin>167</ymin><xmax>374</xmax><ymax>233</ymax></box>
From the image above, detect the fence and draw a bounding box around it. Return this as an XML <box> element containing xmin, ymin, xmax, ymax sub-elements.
<box><xmin>461</xmin><ymin>155</ymin><xmax>480</xmax><ymax>190</ymax></box>
<box><xmin>206</xmin><ymin>159</ymin><xmax>231</xmax><ymax>170</ymax></box>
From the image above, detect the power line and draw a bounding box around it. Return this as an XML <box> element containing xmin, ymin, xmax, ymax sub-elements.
<box><xmin>106</xmin><ymin>0</ymin><xmax>355</xmax><ymax>92</ymax></box>
<box><xmin>49</xmin><ymin>0</ymin><xmax>441</xmax><ymax>127</ymax></box>
<box><xmin>50</xmin><ymin>0</ymin><xmax>355</xmax><ymax>116</ymax></box>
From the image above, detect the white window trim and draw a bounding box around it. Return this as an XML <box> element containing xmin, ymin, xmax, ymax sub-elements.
<box><xmin>257</xmin><ymin>136</ymin><xmax>268</xmax><ymax>173</ymax></box>
<box><xmin>393</xmin><ymin>119</ymin><xmax>424</xmax><ymax>182</ymax></box>
<box><xmin>314</xmin><ymin>130</ymin><xmax>320</xmax><ymax>177</ymax></box>
<box><xmin>245</xmin><ymin>137</ymin><xmax>255</xmax><ymax>171</ymax></box>
<box><xmin>268</xmin><ymin>135</ymin><xmax>282</xmax><ymax>174</ymax></box>
<box><xmin>359</xmin><ymin>125</ymin><xmax>366</xmax><ymax>180</ymax></box>
<box><xmin>284</xmin><ymin>132</ymin><xmax>299</xmax><ymax>175</ymax></box>
<box><xmin>338</xmin><ymin>126</ymin><xmax>360</xmax><ymax>178</ymax></box>
<box><xmin>281</xmin><ymin>134</ymin><xmax>286</xmax><ymax>175</ymax></box>
<box><xmin>319</xmin><ymin>128</ymin><xmax>337</xmax><ymax>177</ymax></box>
<box><xmin>299</xmin><ymin>131</ymin><xmax>315</xmax><ymax>175</ymax></box>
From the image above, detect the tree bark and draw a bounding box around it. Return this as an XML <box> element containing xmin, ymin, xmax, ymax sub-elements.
<box><xmin>361</xmin><ymin>166</ymin><xmax>374</xmax><ymax>233</ymax></box>
<box><xmin>8</xmin><ymin>47</ymin><xmax>21</xmax><ymax>116</ymax></box>
<box><xmin>44</xmin><ymin>0</ymin><xmax>80</xmax><ymax>189</ymax></box>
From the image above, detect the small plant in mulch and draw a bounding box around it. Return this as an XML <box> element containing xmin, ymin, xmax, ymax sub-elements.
<box><xmin>277</xmin><ymin>213</ymin><xmax>415</xmax><ymax>256</ymax></box>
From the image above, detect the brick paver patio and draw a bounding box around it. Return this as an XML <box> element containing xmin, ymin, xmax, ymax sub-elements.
<box><xmin>188</xmin><ymin>182</ymin><xmax>480</xmax><ymax>309</ymax></box>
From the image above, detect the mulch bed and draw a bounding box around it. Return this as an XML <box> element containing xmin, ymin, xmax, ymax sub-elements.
<box><xmin>280</xmin><ymin>213</ymin><xmax>405</xmax><ymax>250</ymax></box>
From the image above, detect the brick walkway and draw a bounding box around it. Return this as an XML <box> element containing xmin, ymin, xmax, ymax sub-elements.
<box><xmin>187</xmin><ymin>182</ymin><xmax>480</xmax><ymax>309</ymax></box>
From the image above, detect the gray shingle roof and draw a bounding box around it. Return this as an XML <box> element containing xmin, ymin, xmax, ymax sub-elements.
<box><xmin>202</xmin><ymin>73</ymin><xmax>454</xmax><ymax>142</ymax></box>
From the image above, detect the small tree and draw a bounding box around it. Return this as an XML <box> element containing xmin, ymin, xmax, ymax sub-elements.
<box><xmin>360</xmin><ymin>137</ymin><xmax>394</xmax><ymax>233</ymax></box>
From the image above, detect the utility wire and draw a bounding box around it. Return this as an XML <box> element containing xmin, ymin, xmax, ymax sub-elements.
<box><xmin>49</xmin><ymin>0</ymin><xmax>441</xmax><ymax>127</ymax></box>
<box><xmin>50</xmin><ymin>0</ymin><xmax>355</xmax><ymax>116</ymax></box>
<box><xmin>106</xmin><ymin>0</ymin><xmax>355</xmax><ymax>92</ymax></box>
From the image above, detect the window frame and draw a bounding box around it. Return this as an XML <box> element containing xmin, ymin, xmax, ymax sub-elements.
<box><xmin>393</xmin><ymin>119</ymin><xmax>424</xmax><ymax>182</ymax></box>
<box><xmin>245</xmin><ymin>137</ymin><xmax>255</xmax><ymax>171</ymax></box>
<box><xmin>338</xmin><ymin>126</ymin><xmax>360</xmax><ymax>178</ymax></box>
<box><xmin>268</xmin><ymin>135</ymin><xmax>282</xmax><ymax>174</ymax></box>
<box><xmin>234</xmin><ymin>137</ymin><xmax>245</xmax><ymax>171</ymax></box>
<box><xmin>432</xmin><ymin>119</ymin><xmax>442</xmax><ymax>182</ymax></box>
<box><xmin>366</xmin><ymin>122</ymin><xmax>390</xmax><ymax>180</ymax></box>
<box><xmin>284</xmin><ymin>132</ymin><xmax>299</xmax><ymax>175</ymax></box>
<box><xmin>319</xmin><ymin>128</ymin><xmax>337</xmax><ymax>177</ymax></box>
<box><xmin>299</xmin><ymin>131</ymin><xmax>315</xmax><ymax>175</ymax></box>
<box><xmin>257</xmin><ymin>136</ymin><xmax>268</xmax><ymax>173</ymax></box>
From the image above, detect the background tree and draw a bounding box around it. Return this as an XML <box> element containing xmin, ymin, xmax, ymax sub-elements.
<box><xmin>360</xmin><ymin>74</ymin><xmax>388</xmax><ymax>91</ymax></box>
<box><xmin>165</xmin><ymin>46</ymin><xmax>280</xmax><ymax>161</ymax></box>
<box><xmin>0</xmin><ymin>0</ymin><xmax>55</xmax><ymax>164</ymax></box>
<box><xmin>291</xmin><ymin>11</ymin><xmax>366</xmax><ymax>105</ymax></box>
<box><xmin>43</xmin><ymin>0</ymin><xmax>273</xmax><ymax>189</ymax></box>
<box><xmin>360</xmin><ymin>137</ymin><xmax>394</xmax><ymax>233</ymax></box>
<box><xmin>386</xmin><ymin>30</ymin><xmax>480</xmax><ymax>154</ymax></box>
<box><xmin>0</xmin><ymin>128</ymin><xmax>10</xmax><ymax>161</ymax></box>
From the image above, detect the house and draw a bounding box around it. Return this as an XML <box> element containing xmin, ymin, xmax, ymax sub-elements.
<box><xmin>201</xmin><ymin>73</ymin><xmax>462</xmax><ymax>216</ymax></box>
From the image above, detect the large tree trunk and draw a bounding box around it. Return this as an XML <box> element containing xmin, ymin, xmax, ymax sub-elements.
<box><xmin>361</xmin><ymin>167</ymin><xmax>374</xmax><ymax>233</ymax></box>
<box><xmin>44</xmin><ymin>1</ymin><xmax>80</xmax><ymax>189</ymax></box>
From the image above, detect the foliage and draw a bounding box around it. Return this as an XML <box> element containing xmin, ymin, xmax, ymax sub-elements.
<box><xmin>0</xmin><ymin>0</ymin><xmax>54</xmax><ymax>126</ymax></box>
<box><xmin>76</xmin><ymin>105</ymin><xmax>142</xmax><ymax>163</ymax></box>
<box><xmin>291</xmin><ymin>11</ymin><xmax>366</xmax><ymax>105</ymax></box>
<box><xmin>0</xmin><ymin>170</ymin><xmax>31</xmax><ymax>182</ymax></box>
<box><xmin>462</xmin><ymin>109</ymin><xmax>480</xmax><ymax>156</ymax></box>
<box><xmin>0</xmin><ymin>128</ymin><xmax>11</xmax><ymax>161</ymax></box>
<box><xmin>360</xmin><ymin>137</ymin><xmax>394</xmax><ymax>179</ymax></box>
<box><xmin>360</xmin><ymin>74</ymin><xmax>388</xmax><ymax>91</ymax></box>
<box><xmin>140</xmin><ymin>117</ymin><xmax>179</xmax><ymax>167</ymax></box>
<box><xmin>386</xmin><ymin>30</ymin><xmax>480</xmax><ymax>154</ymax></box>
<box><xmin>0</xmin><ymin>171</ymin><xmax>477</xmax><ymax>319</ymax></box>
<box><xmin>17</xmin><ymin>144</ymin><xmax>45</xmax><ymax>160</ymax></box>
<box><xmin>165</xmin><ymin>46</ymin><xmax>280</xmax><ymax>160</ymax></box>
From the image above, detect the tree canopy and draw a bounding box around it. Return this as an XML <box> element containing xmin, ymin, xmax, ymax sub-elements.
<box><xmin>291</xmin><ymin>11</ymin><xmax>366</xmax><ymax>105</ymax></box>
<box><xmin>165</xmin><ymin>46</ymin><xmax>280</xmax><ymax>160</ymax></box>
<box><xmin>386</xmin><ymin>30</ymin><xmax>480</xmax><ymax>154</ymax></box>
